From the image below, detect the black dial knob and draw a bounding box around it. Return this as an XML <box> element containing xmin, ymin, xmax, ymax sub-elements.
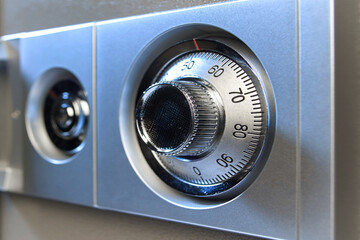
<box><xmin>136</xmin><ymin>80</ymin><xmax>220</xmax><ymax>157</ymax></box>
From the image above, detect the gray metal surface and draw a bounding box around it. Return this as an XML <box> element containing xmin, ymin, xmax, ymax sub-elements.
<box><xmin>0</xmin><ymin>0</ymin><xmax>263</xmax><ymax>239</ymax></box>
<box><xmin>0</xmin><ymin>0</ymin><xmax>233</xmax><ymax>36</ymax></box>
<box><xmin>97</xmin><ymin>1</ymin><xmax>297</xmax><ymax>239</ymax></box>
<box><xmin>7</xmin><ymin>25</ymin><xmax>95</xmax><ymax>205</ymax></box>
<box><xmin>299</xmin><ymin>1</ymin><xmax>334</xmax><ymax>239</ymax></box>
<box><xmin>1</xmin><ymin>0</ymin><xmax>358</xmax><ymax>239</ymax></box>
<box><xmin>0</xmin><ymin>39</ymin><xmax>24</xmax><ymax>192</ymax></box>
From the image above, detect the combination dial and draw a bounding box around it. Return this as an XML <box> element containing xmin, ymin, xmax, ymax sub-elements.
<box><xmin>136</xmin><ymin>80</ymin><xmax>221</xmax><ymax>157</ymax></box>
<box><xmin>133</xmin><ymin>38</ymin><xmax>274</xmax><ymax>199</ymax></box>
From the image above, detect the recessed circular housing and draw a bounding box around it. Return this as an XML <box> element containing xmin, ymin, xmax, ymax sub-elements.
<box><xmin>120</xmin><ymin>25</ymin><xmax>276</xmax><ymax>208</ymax></box>
<box><xmin>26</xmin><ymin>68</ymin><xmax>90</xmax><ymax>163</ymax></box>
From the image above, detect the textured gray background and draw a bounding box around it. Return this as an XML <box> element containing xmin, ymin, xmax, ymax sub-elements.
<box><xmin>0</xmin><ymin>0</ymin><xmax>261</xmax><ymax>239</ymax></box>
<box><xmin>335</xmin><ymin>0</ymin><xmax>360</xmax><ymax>239</ymax></box>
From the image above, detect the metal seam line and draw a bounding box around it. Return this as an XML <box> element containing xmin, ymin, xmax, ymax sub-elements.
<box><xmin>330</xmin><ymin>0</ymin><xmax>335</xmax><ymax>239</ymax></box>
<box><xmin>296</xmin><ymin>0</ymin><xmax>301</xmax><ymax>239</ymax></box>
<box><xmin>92</xmin><ymin>23</ymin><xmax>98</xmax><ymax>207</ymax></box>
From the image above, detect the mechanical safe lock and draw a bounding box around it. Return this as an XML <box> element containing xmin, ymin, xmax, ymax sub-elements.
<box><xmin>2</xmin><ymin>1</ymin><xmax>342</xmax><ymax>238</ymax></box>
<box><xmin>123</xmin><ymin>37</ymin><xmax>276</xmax><ymax>203</ymax></box>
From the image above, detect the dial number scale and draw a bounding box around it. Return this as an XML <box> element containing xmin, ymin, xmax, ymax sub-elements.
<box><xmin>135</xmin><ymin>39</ymin><xmax>270</xmax><ymax>198</ymax></box>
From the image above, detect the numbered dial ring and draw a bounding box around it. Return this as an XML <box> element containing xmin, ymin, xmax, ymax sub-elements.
<box><xmin>136</xmin><ymin>39</ymin><xmax>272</xmax><ymax>198</ymax></box>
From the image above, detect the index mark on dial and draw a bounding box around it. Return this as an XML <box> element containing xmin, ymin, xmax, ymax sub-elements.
<box><xmin>193</xmin><ymin>38</ymin><xmax>200</xmax><ymax>50</ymax></box>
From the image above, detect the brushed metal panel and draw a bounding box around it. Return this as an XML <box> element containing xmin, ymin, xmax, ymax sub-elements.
<box><xmin>0</xmin><ymin>0</ymin><xmax>231</xmax><ymax>35</ymax></box>
<box><xmin>18</xmin><ymin>25</ymin><xmax>94</xmax><ymax>205</ymax></box>
<box><xmin>299</xmin><ymin>1</ymin><xmax>334</xmax><ymax>239</ymax></box>
<box><xmin>0</xmin><ymin>0</ymin><xmax>351</xmax><ymax>239</ymax></box>
<box><xmin>0</xmin><ymin>39</ymin><xmax>24</xmax><ymax>192</ymax></box>
<box><xmin>96</xmin><ymin>1</ymin><xmax>297</xmax><ymax>239</ymax></box>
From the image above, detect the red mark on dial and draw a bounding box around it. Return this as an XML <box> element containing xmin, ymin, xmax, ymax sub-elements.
<box><xmin>193</xmin><ymin>38</ymin><xmax>200</xmax><ymax>50</ymax></box>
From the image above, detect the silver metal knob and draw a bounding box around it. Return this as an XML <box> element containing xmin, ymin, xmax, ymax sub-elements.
<box><xmin>135</xmin><ymin>80</ymin><xmax>219</xmax><ymax>157</ymax></box>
